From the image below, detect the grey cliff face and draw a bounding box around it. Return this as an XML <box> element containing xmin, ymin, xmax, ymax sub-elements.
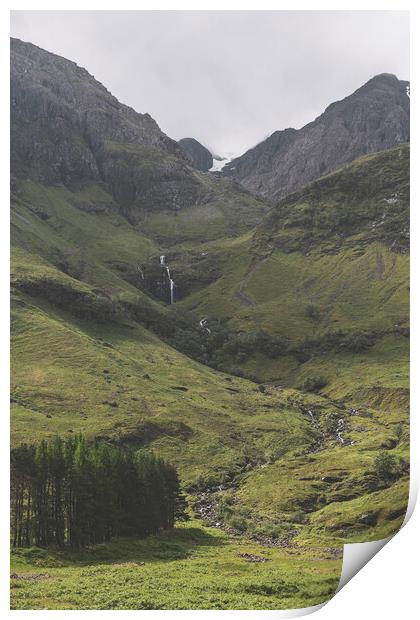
<box><xmin>223</xmin><ymin>73</ymin><xmax>410</xmax><ymax>201</ymax></box>
<box><xmin>10</xmin><ymin>38</ymin><xmax>207</xmax><ymax>216</ymax></box>
<box><xmin>178</xmin><ymin>138</ymin><xmax>213</xmax><ymax>171</ymax></box>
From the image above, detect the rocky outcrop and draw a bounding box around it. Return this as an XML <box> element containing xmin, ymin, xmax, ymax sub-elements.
<box><xmin>223</xmin><ymin>74</ymin><xmax>410</xmax><ymax>201</ymax></box>
<box><xmin>178</xmin><ymin>138</ymin><xmax>213</xmax><ymax>171</ymax></box>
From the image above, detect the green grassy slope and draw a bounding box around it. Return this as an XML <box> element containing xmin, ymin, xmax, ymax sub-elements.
<box><xmin>137</xmin><ymin>176</ymin><xmax>267</xmax><ymax>245</ymax></box>
<box><xmin>179</xmin><ymin>146</ymin><xmax>409</xmax><ymax>394</ymax></box>
<box><xmin>12</xmin><ymin>181</ymin><xmax>159</xmax><ymax>301</ymax></box>
<box><xmin>11</xmin><ymin>271</ymin><xmax>349</xmax><ymax>608</ymax></box>
<box><xmin>166</xmin><ymin>146</ymin><xmax>410</xmax><ymax>553</ymax></box>
<box><xmin>11</xmin><ymin>276</ymin><xmax>409</xmax><ymax>549</ymax></box>
<box><xmin>11</xmin><ymin>287</ymin><xmax>315</xmax><ymax>487</ymax></box>
<box><xmin>11</xmin><ymin>147</ymin><xmax>409</xmax><ymax>545</ymax></box>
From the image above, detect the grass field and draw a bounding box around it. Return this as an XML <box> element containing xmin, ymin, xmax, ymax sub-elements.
<box><xmin>10</xmin><ymin>521</ymin><xmax>341</xmax><ymax>610</ymax></box>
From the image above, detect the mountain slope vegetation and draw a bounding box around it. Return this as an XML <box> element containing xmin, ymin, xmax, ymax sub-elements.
<box><xmin>176</xmin><ymin>145</ymin><xmax>409</xmax><ymax>550</ymax></box>
<box><xmin>10</xmin><ymin>38</ymin><xmax>409</xmax><ymax>610</ymax></box>
<box><xmin>181</xmin><ymin>145</ymin><xmax>409</xmax><ymax>393</ymax></box>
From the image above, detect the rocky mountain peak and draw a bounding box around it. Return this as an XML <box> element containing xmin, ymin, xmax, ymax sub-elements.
<box><xmin>178</xmin><ymin>137</ymin><xmax>213</xmax><ymax>171</ymax></box>
<box><xmin>11</xmin><ymin>37</ymin><xmax>187</xmax><ymax>187</ymax></box>
<box><xmin>362</xmin><ymin>72</ymin><xmax>403</xmax><ymax>88</ymax></box>
<box><xmin>223</xmin><ymin>73</ymin><xmax>409</xmax><ymax>201</ymax></box>
<box><xmin>10</xmin><ymin>38</ymin><xmax>268</xmax><ymax>228</ymax></box>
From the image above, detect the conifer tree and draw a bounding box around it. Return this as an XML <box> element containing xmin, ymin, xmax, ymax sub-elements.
<box><xmin>11</xmin><ymin>435</ymin><xmax>188</xmax><ymax>548</ymax></box>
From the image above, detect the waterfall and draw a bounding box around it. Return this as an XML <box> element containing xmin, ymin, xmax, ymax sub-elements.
<box><xmin>337</xmin><ymin>418</ymin><xmax>345</xmax><ymax>444</ymax></box>
<box><xmin>199</xmin><ymin>318</ymin><xmax>211</xmax><ymax>334</ymax></box>
<box><xmin>137</xmin><ymin>265</ymin><xmax>144</xmax><ymax>279</ymax></box>
<box><xmin>159</xmin><ymin>255</ymin><xmax>175</xmax><ymax>304</ymax></box>
<box><xmin>166</xmin><ymin>266</ymin><xmax>175</xmax><ymax>304</ymax></box>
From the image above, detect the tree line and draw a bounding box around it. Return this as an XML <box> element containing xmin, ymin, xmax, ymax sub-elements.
<box><xmin>11</xmin><ymin>435</ymin><xmax>188</xmax><ymax>548</ymax></box>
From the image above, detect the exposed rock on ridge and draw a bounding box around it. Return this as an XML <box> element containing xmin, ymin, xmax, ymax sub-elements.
<box><xmin>178</xmin><ymin>138</ymin><xmax>213</xmax><ymax>171</ymax></box>
<box><xmin>11</xmin><ymin>38</ymin><xmax>206</xmax><ymax>216</ymax></box>
<box><xmin>223</xmin><ymin>73</ymin><xmax>410</xmax><ymax>201</ymax></box>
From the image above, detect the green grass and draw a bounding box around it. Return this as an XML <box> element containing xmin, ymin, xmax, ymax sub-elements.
<box><xmin>299</xmin><ymin>478</ymin><xmax>409</xmax><ymax>545</ymax></box>
<box><xmin>291</xmin><ymin>335</ymin><xmax>409</xmax><ymax>405</ymax></box>
<box><xmin>10</xmin><ymin>522</ymin><xmax>341</xmax><ymax>610</ymax></box>
<box><xmin>12</xmin><ymin>181</ymin><xmax>160</xmax><ymax>299</ymax></box>
<box><xmin>11</xmin><ymin>266</ymin><xmax>408</xmax><ymax>551</ymax></box>
<box><xmin>237</xmin><ymin>445</ymin><xmax>408</xmax><ymax>539</ymax></box>
<box><xmin>180</xmin><ymin>242</ymin><xmax>408</xmax><ymax>354</ymax></box>
<box><xmin>11</xmin><ymin>290</ymin><xmax>316</xmax><ymax>486</ymax></box>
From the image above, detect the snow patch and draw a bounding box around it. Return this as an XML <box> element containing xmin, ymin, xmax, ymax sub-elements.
<box><xmin>209</xmin><ymin>151</ymin><xmax>238</xmax><ymax>172</ymax></box>
<box><xmin>210</xmin><ymin>157</ymin><xmax>230</xmax><ymax>172</ymax></box>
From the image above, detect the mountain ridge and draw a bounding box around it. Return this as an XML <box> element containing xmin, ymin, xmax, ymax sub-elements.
<box><xmin>223</xmin><ymin>72</ymin><xmax>409</xmax><ymax>201</ymax></box>
<box><xmin>11</xmin><ymin>37</ymin><xmax>268</xmax><ymax>236</ymax></box>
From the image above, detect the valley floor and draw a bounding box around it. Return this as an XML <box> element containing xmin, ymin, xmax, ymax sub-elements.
<box><xmin>10</xmin><ymin>521</ymin><xmax>341</xmax><ymax>610</ymax></box>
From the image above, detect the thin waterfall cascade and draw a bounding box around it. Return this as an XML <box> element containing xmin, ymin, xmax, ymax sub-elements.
<box><xmin>169</xmin><ymin>279</ymin><xmax>175</xmax><ymax>305</ymax></box>
<box><xmin>199</xmin><ymin>318</ymin><xmax>211</xmax><ymax>334</ymax></box>
<box><xmin>336</xmin><ymin>418</ymin><xmax>345</xmax><ymax>444</ymax></box>
<box><xmin>159</xmin><ymin>255</ymin><xmax>176</xmax><ymax>304</ymax></box>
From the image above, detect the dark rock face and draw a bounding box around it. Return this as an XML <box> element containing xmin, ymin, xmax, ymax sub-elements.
<box><xmin>11</xmin><ymin>38</ymin><xmax>206</xmax><ymax>216</ymax></box>
<box><xmin>224</xmin><ymin>74</ymin><xmax>410</xmax><ymax>201</ymax></box>
<box><xmin>178</xmin><ymin>138</ymin><xmax>213</xmax><ymax>171</ymax></box>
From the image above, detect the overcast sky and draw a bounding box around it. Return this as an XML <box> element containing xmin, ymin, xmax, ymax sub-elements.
<box><xmin>11</xmin><ymin>11</ymin><xmax>409</xmax><ymax>157</ymax></box>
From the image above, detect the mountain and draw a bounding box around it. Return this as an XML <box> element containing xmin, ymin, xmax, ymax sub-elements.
<box><xmin>11</xmin><ymin>39</ymin><xmax>185</xmax><ymax>193</ymax></box>
<box><xmin>178</xmin><ymin>137</ymin><xmax>213</xmax><ymax>171</ymax></box>
<box><xmin>11</xmin><ymin>37</ymin><xmax>267</xmax><ymax>232</ymax></box>
<box><xmin>10</xmin><ymin>39</ymin><xmax>409</xmax><ymax>610</ymax></box>
<box><xmin>223</xmin><ymin>73</ymin><xmax>410</xmax><ymax>200</ymax></box>
<box><xmin>10</xmin><ymin>37</ymin><xmax>297</xmax><ymax>490</ymax></box>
